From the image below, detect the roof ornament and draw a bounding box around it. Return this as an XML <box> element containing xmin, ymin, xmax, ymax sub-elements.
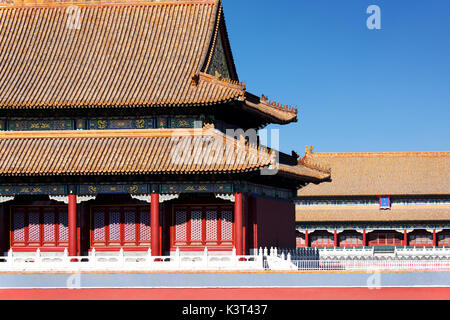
<box><xmin>203</xmin><ymin>122</ymin><xmax>215</xmax><ymax>130</ymax></box>
<box><xmin>305</xmin><ymin>145</ymin><xmax>314</xmax><ymax>156</ymax></box>
<box><xmin>191</xmin><ymin>74</ymin><xmax>200</xmax><ymax>86</ymax></box>
<box><xmin>261</xmin><ymin>95</ymin><xmax>268</xmax><ymax>102</ymax></box>
<box><xmin>214</xmin><ymin>70</ymin><xmax>222</xmax><ymax>80</ymax></box>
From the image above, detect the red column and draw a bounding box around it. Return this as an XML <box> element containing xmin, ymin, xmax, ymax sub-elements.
<box><xmin>68</xmin><ymin>194</ymin><xmax>77</xmax><ymax>257</ymax></box>
<box><xmin>151</xmin><ymin>193</ymin><xmax>160</xmax><ymax>256</ymax></box>
<box><xmin>363</xmin><ymin>230</ymin><xmax>367</xmax><ymax>247</ymax></box>
<box><xmin>404</xmin><ymin>230</ymin><xmax>408</xmax><ymax>246</ymax></box>
<box><xmin>334</xmin><ymin>230</ymin><xmax>338</xmax><ymax>247</ymax></box>
<box><xmin>305</xmin><ymin>230</ymin><xmax>309</xmax><ymax>248</ymax></box>
<box><xmin>433</xmin><ymin>229</ymin><xmax>437</xmax><ymax>247</ymax></box>
<box><xmin>235</xmin><ymin>193</ymin><xmax>243</xmax><ymax>256</ymax></box>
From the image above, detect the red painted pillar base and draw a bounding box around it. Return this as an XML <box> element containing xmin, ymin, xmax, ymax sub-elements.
<box><xmin>235</xmin><ymin>193</ymin><xmax>243</xmax><ymax>256</ymax></box>
<box><xmin>151</xmin><ymin>193</ymin><xmax>160</xmax><ymax>256</ymax></box>
<box><xmin>68</xmin><ymin>194</ymin><xmax>77</xmax><ymax>257</ymax></box>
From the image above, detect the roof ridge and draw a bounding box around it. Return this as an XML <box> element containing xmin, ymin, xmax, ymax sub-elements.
<box><xmin>0</xmin><ymin>0</ymin><xmax>217</xmax><ymax>9</ymax></box>
<box><xmin>195</xmin><ymin>0</ymin><xmax>222</xmax><ymax>75</ymax></box>
<box><xmin>300</xmin><ymin>157</ymin><xmax>332</xmax><ymax>174</ymax></box>
<box><xmin>305</xmin><ymin>151</ymin><xmax>450</xmax><ymax>158</ymax></box>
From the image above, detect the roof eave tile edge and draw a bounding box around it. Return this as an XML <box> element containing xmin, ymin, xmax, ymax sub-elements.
<box><xmin>0</xmin><ymin>0</ymin><xmax>218</xmax><ymax>9</ymax></box>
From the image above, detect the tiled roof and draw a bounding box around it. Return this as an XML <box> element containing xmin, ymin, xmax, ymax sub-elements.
<box><xmin>298</xmin><ymin>152</ymin><xmax>450</xmax><ymax>196</ymax></box>
<box><xmin>0</xmin><ymin>0</ymin><xmax>298</xmax><ymax>123</ymax></box>
<box><xmin>0</xmin><ymin>128</ymin><xmax>326</xmax><ymax>180</ymax></box>
<box><xmin>296</xmin><ymin>206</ymin><xmax>450</xmax><ymax>222</ymax></box>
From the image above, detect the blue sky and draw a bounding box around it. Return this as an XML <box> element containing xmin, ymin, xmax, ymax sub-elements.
<box><xmin>223</xmin><ymin>0</ymin><xmax>450</xmax><ymax>154</ymax></box>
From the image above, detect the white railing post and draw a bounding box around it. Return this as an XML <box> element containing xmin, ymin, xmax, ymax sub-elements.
<box><xmin>7</xmin><ymin>248</ymin><xmax>13</xmax><ymax>265</ymax></box>
<box><xmin>264</xmin><ymin>247</ymin><xmax>268</xmax><ymax>257</ymax></box>
<box><xmin>91</xmin><ymin>248</ymin><xmax>96</xmax><ymax>268</ymax></box>
<box><xmin>119</xmin><ymin>248</ymin><xmax>125</xmax><ymax>268</ymax></box>
<box><xmin>147</xmin><ymin>248</ymin><xmax>152</xmax><ymax>263</ymax></box>
<box><xmin>63</xmin><ymin>248</ymin><xmax>69</xmax><ymax>264</ymax></box>
<box><xmin>203</xmin><ymin>247</ymin><xmax>208</xmax><ymax>269</ymax></box>
<box><xmin>259</xmin><ymin>248</ymin><xmax>263</xmax><ymax>268</ymax></box>
<box><xmin>176</xmin><ymin>247</ymin><xmax>181</xmax><ymax>269</ymax></box>
<box><xmin>35</xmin><ymin>248</ymin><xmax>41</xmax><ymax>265</ymax></box>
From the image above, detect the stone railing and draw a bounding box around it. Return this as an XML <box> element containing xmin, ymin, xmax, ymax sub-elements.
<box><xmin>317</xmin><ymin>246</ymin><xmax>450</xmax><ymax>260</ymax></box>
<box><xmin>0</xmin><ymin>248</ymin><xmax>268</xmax><ymax>272</ymax></box>
<box><xmin>291</xmin><ymin>259</ymin><xmax>450</xmax><ymax>272</ymax></box>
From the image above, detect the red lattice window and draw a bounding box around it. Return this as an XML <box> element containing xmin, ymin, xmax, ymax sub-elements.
<box><xmin>438</xmin><ymin>232</ymin><xmax>450</xmax><ymax>247</ymax></box>
<box><xmin>409</xmin><ymin>232</ymin><xmax>433</xmax><ymax>247</ymax></box>
<box><xmin>296</xmin><ymin>232</ymin><xmax>306</xmax><ymax>247</ymax></box>
<box><xmin>11</xmin><ymin>206</ymin><xmax>68</xmax><ymax>249</ymax></box>
<box><xmin>339</xmin><ymin>232</ymin><xmax>363</xmax><ymax>247</ymax></box>
<box><xmin>368</xmin><ymin>231</ymin><xmax>403</xmax><ymax>246</ymax></box>
<box><xmin>172</xmin><ymin>205</ymin><xmax>233</xmax><ymax>250</ymax></box>
<box><xmin>310</xmin><ymin>232</ymin><xmax>334</xmax><ymax>248</ymax></box>
<box><xmin>91</xmin><ymin>206</ymin><xmax>150</xmax><ymax>249</ymax></box>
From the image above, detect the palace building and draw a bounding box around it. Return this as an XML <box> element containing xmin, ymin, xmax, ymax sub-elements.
<box><xmin>0</xmin><ymin>0</ymin><xmax>331</xmax><ymax>257</ymax></box>
<box><xmin>296</xmin><ymin>151</ymin><xmax>450</xmax><ymax>249</ymax></box>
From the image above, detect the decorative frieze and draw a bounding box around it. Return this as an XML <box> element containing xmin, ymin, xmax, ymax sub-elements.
<box><xmin>160</xmin><ymin>183</ymin><xmax>234</xmax><ymax>194</ymax></box>
<box><xmin>78</xmin><ymin>184</ymin><xmax>149</xmax><ymax>195</ymax></box>
<box><xmin>0</xmin><ymin>185</ymin><xmax>67</xmax><ymax>196</ymax></box>
<box><xmin>7</xmin><ymin>119</ymin><xmax>73</xmax><ymax>131</ymax></box>
<box><xmin>2</xmin><ymin>116</ymin><xmax>208</xmax><ymax>131</ymax></box>
<box><xmin>0</xmin><ymin>182</ymin><xmax>293</xmax><ymax>200</ymax></box>
<box><xmin>296</xmin><ymin>199</ymin><xmax>379</xmax><ymax>207</ymax></box>
<box><xmin>240</xmin><ymin>182</ymin><xmax>295</xmax><ymax>200</ymax></box>
<box><xmin>88</xmin><ymin>118</ymin><xmax>155</xmax><ymax>130</ymax></box>
<box><xmin>296</xmin><ymin>198</ymin><xmax>450</xmax><ymax>207</ymax></box>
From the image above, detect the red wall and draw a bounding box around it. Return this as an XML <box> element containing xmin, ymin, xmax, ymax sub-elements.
<box><xmin>0</xmin><ymin>204</ymin><xmax>6</xmax><ymax>253</ymax></box>
<box><xmin>250</xmin><ymin>196</ymin><xmax>296</xmax><ymax>249</ymax></box>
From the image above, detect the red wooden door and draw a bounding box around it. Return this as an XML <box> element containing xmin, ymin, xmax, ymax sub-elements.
<box><xmin>171</xmin><ymin>205</ymin><xmax>234</xmax><ymax>251</ymax></box>
<box><xmin>339</xmin><ymin>231</ymin><xmax>364</xmax><ymax>247</ymax></box>
<box><xmin>409</xmin><ymin>231</ymin><xmax>433</xmax><ymax>247</ymax></box>
<box><xmin>310</xmin><ymin>231</ymin><xmax>334</xmax><ymax>248</ymax></box>
<box><xmin>368</xmin><ymin>231</ymin><xmax>403</xmax><ymax>246</ymax></box>
<box><xmin>438</xmin><ymin>231</ymin><xmax>450</xmax><ymax>247</ymax></box>
<box><xmin>91</xmin><ymin>205</ymin><xmax>151</xmax><ymax>250</ymax></box>
<box><xmin>11</xmin><ymin>206</ymin><xmax>68</xmax><ymax>251</ymax></box>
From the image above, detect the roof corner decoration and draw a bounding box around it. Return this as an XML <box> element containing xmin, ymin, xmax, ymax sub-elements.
<box><xmin>242</xmin><ymin>93</ymin><xmax>299</xmax><ymax>125</ymax></box>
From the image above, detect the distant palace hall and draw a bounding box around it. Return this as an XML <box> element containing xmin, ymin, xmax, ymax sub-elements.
<box><xmin>0</xmin><ymin>0</ymin><xmax>330</xmax><ymax>257</ymax></box>
<box><xmin>296</xmin><ymin>151</ymin><xmax>450</xmax><ymax>250</ymax></box>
